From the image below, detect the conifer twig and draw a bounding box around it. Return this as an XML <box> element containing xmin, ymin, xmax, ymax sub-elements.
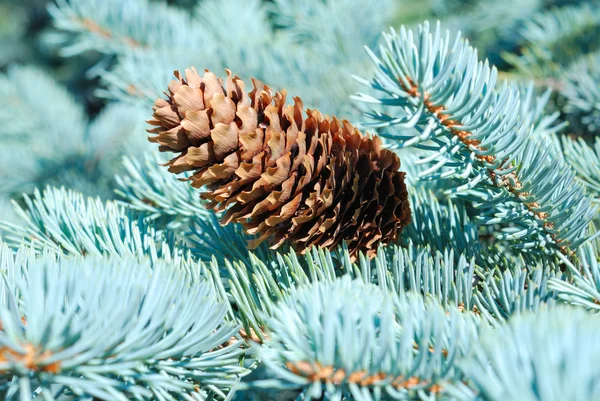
<box><xmin>355</xmin><ymin>21</ymin><xmax>595</xmax><ymax>256</ymax></box>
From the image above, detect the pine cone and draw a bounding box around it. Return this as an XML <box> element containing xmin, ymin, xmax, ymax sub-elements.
<box><xmin>147</xmin><ymin>68</ymin><xmax>411</xmax><ymax>258</ymax></box>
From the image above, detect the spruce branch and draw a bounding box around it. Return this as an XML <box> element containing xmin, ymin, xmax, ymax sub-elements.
<box><xmin>48</xmin><ymin>0</ymin><xmax>402</xmax><ymax>120</ymax></box>
<box><xmin>187</xmin><ymin>214</ymin><xmax>276</xmax><ymax>266</ymax></box>
<box><xmin>115</xmin><ymin>153</ymin><xmax>277</xmax><ymax>265</ymax></box>
<box><xmin>504</xmin><ymin>3</ymin><xmax>600</xmax><ymax>79</ymax></box>
<box><xmin>517</xmin><ymin>82</ymin><xmax>567</xmax><ymax>143</ymax></box>
<box><xmin>98</xmin><ymin>47</ymin><xmax>215</xmax><ymax>106</ymax></box>
<box><xmin>559</xmin><ymin>52</ymin><xmax>600</xmax><ymax>134</ymax></box>
<box><xmin>0</xmin><ymin>3</ymin><xmax>32</xmax><ymax>68</ymax></box>
<box><xmin>0</xmin><ymin>184</ymin><xmax>267</xmax><ymax>277</ymax></box>
<box><xmin>0</xmin><ymin>254</ymin><xmax>249</xmax><ymax>400</ymax></box>
<box><xmin>457</xmin><ymin>306</ymin><xmax>600</xmax><ymax>401</ymax></box>
<box><xmin>549</xmin><ymin>243</ymin><xmax>600</xmax><ymax>310</ymax></box>
<box><xmin>406</xmin><ymin>189</ymin><xmax>481</xmax><ymax>262</ymax></box>
<box><xmin>196</xmin><ymin>0</ymin><xmax>271</xmax><ymax>49</ymax></box>
<box><xmin>0</xmin><ymin>243</ymin><xmax>39</xmax><ymax>290</ymax></box>
<box><xmin>0</xmin><ymin>66</ymin><xmax>149</xmax><ymax>199</ymax></box>
<box><xmin>115</xmin><ymin>153</ymin><xmax>209</xmax><ymax>229</ymax></box>
<box><xmin>48</xmin><ymin>0</ymin><xmax>208</xmax><ymax>56</ymax></box>
<box><xmin>0</xmin><ymin>187</ymin><xmax>168</xmax><ymax>258</ymax></box>
<box><xmin>213</xmin><ymin>242</ymin><xmax>492</xmax><ymax>341</ymax></box>
<box><xmin>355</xmin><ymin>21</ymin><xmax>595</xmax><ymax>255</ymax></box>
<box><xmin>0</xmin><ymin>66</ymin><xmax>86</xmax><ymax>197</ymax></box>
<box><xmin>374</xmin><ymin>245</ymin><xmax>479</xmax><ymax>314</ymax></box>
<box><xmin>268</xmin><ymin>0</ymin><xmax>393</xmax><ymax>62</ymax></box>
<box><xmin>216</xmin><ymin>237</ymin><xmax>564</xmax><ymax>339</ymax></box>
<box><xmin>561</xmin><ymin>136</ymin><xmax>600</xmax><ymax>199</ymax></box>
<box><xmin>252</xmin><ymin>278</ymin><xmax>482</xmax><ymax>399</ymax></box>
<box><xmin>475</xmin><ymin>262</ymin><xmax>559</xmax><ymax>322</ymax></box>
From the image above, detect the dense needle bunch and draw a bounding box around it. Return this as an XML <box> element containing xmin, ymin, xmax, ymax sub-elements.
<box><xmin>147</xmin><ymin>68</ymin><xmax>411</xmax><ymax>257</ymax></box>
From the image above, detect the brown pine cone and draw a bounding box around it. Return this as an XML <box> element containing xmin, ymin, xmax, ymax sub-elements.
<box><xmin>147</xmin><ymin>68</ymin><xmax>410</xmax><ymax>258</ymax></box>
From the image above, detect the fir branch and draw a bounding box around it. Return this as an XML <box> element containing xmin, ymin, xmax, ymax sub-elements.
<box><xmin>0</xmin><ymin>254</ymin><xmax>249</xmax><ymax>400</ymax></box>
<box><xmin>355</xmin><ymin>21</ymin><xmax>595</xmax><ymax>255</ymax></box>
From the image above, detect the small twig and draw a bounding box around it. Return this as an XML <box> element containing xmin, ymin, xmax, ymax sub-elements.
<box><xmin>401</xmin><ymin>77</ymin><xmax>572</xmax><ymax>256</ymax></box>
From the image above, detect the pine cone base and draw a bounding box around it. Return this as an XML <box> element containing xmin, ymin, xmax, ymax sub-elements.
<box><xmin>147</xmin><ymin>68</ymin><xmax>410</xmax><ymax>258</ymax></box>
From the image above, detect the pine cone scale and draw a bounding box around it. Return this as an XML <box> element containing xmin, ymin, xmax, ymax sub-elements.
<box><xmin>147</xmin><ymin>68</ymin><xmax>411</xmax><ymax>258</ymax></box>
<box><xmin>180</xmin><ymin>110</ymin><xmax>211</xmax><ymax>143</ymax></box>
